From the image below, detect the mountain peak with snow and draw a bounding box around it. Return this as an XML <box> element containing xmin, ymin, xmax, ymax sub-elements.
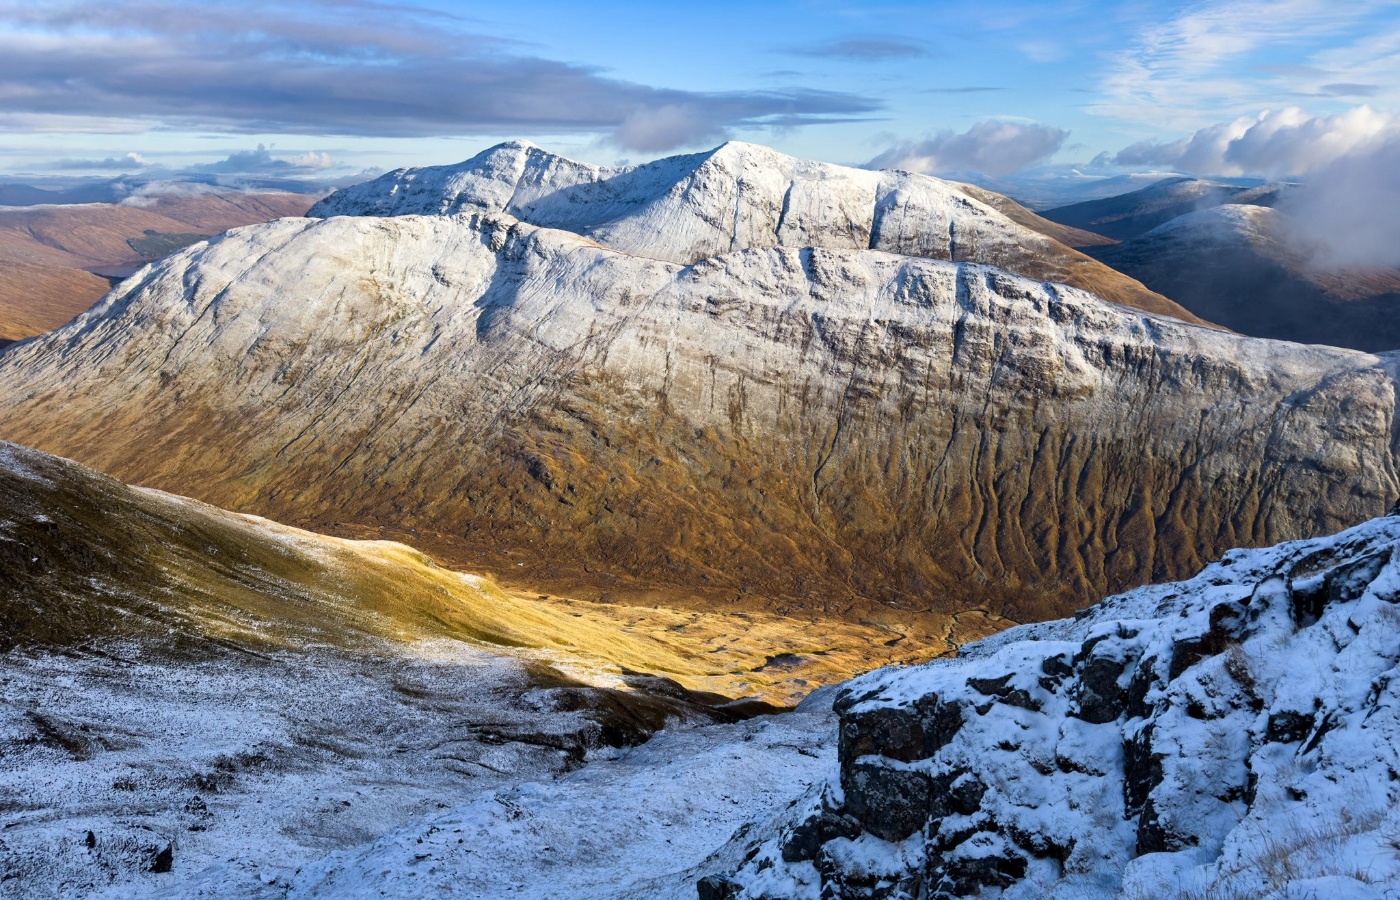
<box><xmin>309</xmin><ymin>140</ymin><xmax>1200</xmax><ymax>322</ymax></box>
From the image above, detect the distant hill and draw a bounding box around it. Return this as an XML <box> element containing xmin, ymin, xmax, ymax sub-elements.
<box><xmin>969</xmin><ymin>170</ymin><xmax>1195</xmax><ymax>211</ymax></box>
<box><xmin>0</xmin><ymin>186</ymin><xmax>314</xmax><ymax>343</ymax></box>
<box><xmin>1041</xmin><ymin>176</ymin><xmax>1295</xmax><ymax>243</ymax></box>
<box><xmin>1089</xmin><ymin>204</ymin><xmax>1400</xmax><ymax>352</ymax></box>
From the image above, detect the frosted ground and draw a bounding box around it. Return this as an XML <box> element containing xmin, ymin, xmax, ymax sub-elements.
<box><xmin>0</xmin><ymin>637</ymin><xmax>830</xmax><ymax>899</ymax></box>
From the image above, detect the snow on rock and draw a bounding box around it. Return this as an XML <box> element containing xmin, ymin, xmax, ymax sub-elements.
<box><xmin>306</xmin><ymin>140</ymin><xmax>990</xmax><ymax>266</ymax></box>
<box><xmin>279</xmin><ymin>697</ymin><xmax>837</xmax><ymax>900</ymax></box>
<box><xmin>308</xmin><ymin>140</ymin><xmax>1196</xmax><ymax>321</ymax></box>
<box><xmin>711</xmin><ymin>513</ymin><xmax>1400</xmax><ymax>899</ymax></box>
<box><xmin>0</xmin><ymin>642</ymin><xmax>634</xmax><ymax>899</ymax></box>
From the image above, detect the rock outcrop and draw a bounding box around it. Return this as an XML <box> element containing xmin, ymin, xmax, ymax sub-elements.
<box><xmin>0</xmin><ymin>207</ymin><xmax>1396</xmax><ymax>620</ymax></box>
<box><xmin>713</xmin><ymin>513</ymin><xmax>1400</xmax><ymax>898</ymax></box>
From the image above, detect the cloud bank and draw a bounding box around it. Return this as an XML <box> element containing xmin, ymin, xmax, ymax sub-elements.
<box><xmin>1113</xmin><ymin>106</ymin><xmax>1400</xmax><ymax>269</ymax></box>
<box><xmin>1110</xmin><ymin>106</ymin><xmax>1395</xmax><ymax>177</ymax></box>
<box><xmin>48</xmin><ymin>152</ymin><xmax>152</xmax><ymax>171</ymax></box>
<box><xmin>192</xmin><ymin>146</ymin><xmax>338</xmax><ymax>176</ymax></box>
<box><xmin>867</xmin><ymin>121</ymin><xmax>1069</xmax><ymax>177</ymax></box>
<box><xmin>0</xmin><ymin>0</ymin><xmax>880</xmax><ymax>153</ymax></box>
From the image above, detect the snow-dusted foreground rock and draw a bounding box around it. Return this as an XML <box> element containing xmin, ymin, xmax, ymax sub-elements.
<box><xmin>712</xmin><ymin>513</ymin><xmax>1400</xmax><ymax>899</ymax></box>
<box><xmin>0</xmin><ymin>644</ymin><xmax>612</xmax><ymax>898</ymax></box>
<box><xmin>279</xmin><ymin>696</ymin><xmax>837</xmax><ymax>900</ymax></box>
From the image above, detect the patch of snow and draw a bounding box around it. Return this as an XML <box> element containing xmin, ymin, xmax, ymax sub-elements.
<box><xmin>718</xmin><ymin>513</ymin><xmax>1400</xmax><ymax>898</ymax></box>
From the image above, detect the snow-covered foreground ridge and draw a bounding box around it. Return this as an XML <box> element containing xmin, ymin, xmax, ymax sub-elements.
<box><xmin>309</xmin><ymin>139</ymin><xmax>1195</xmax><ymax>321</ymax></box>
<box><xmin>709</xmin><ymin>512</ymin><xmax>1400</xmax><ymax>899</ymax></box>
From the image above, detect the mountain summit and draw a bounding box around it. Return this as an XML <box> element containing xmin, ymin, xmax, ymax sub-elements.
<box><xmin>0</xmin><ymin>144</ymin><xmax>1394</xmax><ymax>619</ymax></box>
<box><xmin>311</xmin><ymin>141</ymin><xmax>1199</xmax><ymax>323</ymax></box>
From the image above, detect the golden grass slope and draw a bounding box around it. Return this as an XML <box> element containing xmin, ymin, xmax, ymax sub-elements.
<box><xmin>0</xmin><ymin>441</ymin><xmax>996</xmax><ymax>706</ymax></box>
<box><xmin>0</xmin><ymin>190</ymin><xmax>316</xmax><ymax>344</ymax></box>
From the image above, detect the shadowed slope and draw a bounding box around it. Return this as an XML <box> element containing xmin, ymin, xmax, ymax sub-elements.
<box><xmin>1090</xmin><ymin>205</ymin><xmax>1400</xmax><ymax>352</ymax></box>
<box><xmin>0</xmin><ymin>213</ymin><xmax>1393</xmax><ymax>624</ymax></box>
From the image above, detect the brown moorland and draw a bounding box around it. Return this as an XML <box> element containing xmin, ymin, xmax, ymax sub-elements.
<box><xmin>0</xmin><ymin>189</ymin><xmax>314</xmax><ymax>342</ymax></box>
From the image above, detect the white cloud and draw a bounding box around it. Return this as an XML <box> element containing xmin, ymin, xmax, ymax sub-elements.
<box><xmin>48</xmin><ymin>151</ymin><xmax>151</xmax><ymax>171</ymax></box>
<box><xmin>1111</xmin><ymin>106</ymin><xmax>1395</xmax><ymax>177</ymax></box>
<box><xmin>1283</xmin><ymin>137</ymin><xmax>1400</xmax><ymax>268</ymax></box>
<box><xmin>609</xmin><ymin>105</ymin><xmax>729</xmax><ymax>154</ymax></box>
<box><xmin>1113</xmin><ymin>105</ymin><xmax>1400</xmax><ymax>268</ymax></box>
<box><xmin>1093</xmin><ymin>1</ymin><xmax>1400</xmax><ymax>127</ymax></box>
<box><xmin>866</xmin><ymin>121</ymin><xmax>1069</xmax><ymax>177</ymax></box>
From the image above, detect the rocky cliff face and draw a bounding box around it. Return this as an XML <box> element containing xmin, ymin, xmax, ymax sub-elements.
<box><xmin>310</xmin><ymin>140</ymin><xmax>1197</xmax><ymax>322</ymax></box>
<box><xmin>0</xmin><ymin>208</ymin><xmax>1395</xmax><ymax>621</ymax></box>
<box><xmin>709</xmin><ymin>512</ymin><xmax>1400</xmax><ymax>899</ymax></box>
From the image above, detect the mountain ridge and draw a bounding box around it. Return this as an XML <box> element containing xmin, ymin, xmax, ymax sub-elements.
<box><xmin>0</xmin><ymin>205</ymin><xmax>1393</xmax><ymax>621</ymax></box>
<box><xmin>1089</xmin><ymin>204</ymin><xmax>1400</xmax><ymax>352</ymax></box>
<box><xmin>311</xmin><ymin>140</ymin><xmax>1202</xmax><ymax>324</ymax></box>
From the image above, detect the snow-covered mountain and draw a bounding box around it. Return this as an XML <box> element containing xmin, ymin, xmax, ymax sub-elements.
<box><xmin>1041</xmin><ymin>177</ymin><xmax>1290</xmax><ymax>243</ymax></box>
<box><xmin>310</xmin><ymin>140</ymin><xmax>1198</xmax><ymax>322</ymax></box>
<box><xmin>1090</xmin><ymin>204</ymin><xmax>1400</xmax><ymax>352</ymax></box>
<box><xmin>0</xmin><ymin>204</ymin><xmax>1395</xmax><ymax>624</ymax></box>
<box><xmin>707</xmin><ymin>510</ymin><xmax>1400</xmax><ymax>899</ymax></box>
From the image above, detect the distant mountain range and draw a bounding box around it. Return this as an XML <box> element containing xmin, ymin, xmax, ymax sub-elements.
<box><xmin>1090</xmin><ymin>204</ymin><xmax>1400</xmax><ymax>352</ymax></box>
<box><xmin>967</xmin><ymin>169</ymin><xmax>1262</xmax><ymax>211</ymax></box>
<box><xmin>1041</xmin><ymin>176</ymin><xmax>1295</xmax><ymax>242</ymax></box>
<box><xmin>1039</xmin><ymin>177</ymin><xmax>1400</xmax><ymax>352</ymax></box>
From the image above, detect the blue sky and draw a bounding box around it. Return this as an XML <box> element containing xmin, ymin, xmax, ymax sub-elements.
<box><xmin>0</xmin><ymin>0</ymin><xmax>1397</xmax><ymax>180</ymax></box>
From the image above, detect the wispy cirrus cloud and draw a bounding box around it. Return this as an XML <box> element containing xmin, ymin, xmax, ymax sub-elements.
<box><xmin>785</xmin><ymin>35</ymin><xmax>929</xmax><ymax>61</ymax></box>
<box><xmin>1318</xmin><ymin>83</ymin><xmax>1380</xmax><ymax>97</ymax></box>
<box><xmin>0</xmin><ymin>0</ymin><xmax>882</xmax><ymax>153</ymax></box>
<box><xmin>921</xmin><ymin>86</ymin><xmax>1004</xmax><ymax>94</ymax></box>
<box><xmin>867</xmin><ymin>120</ymin><xmax>1069</xmax><ymax>176</ymax></box>
<box><xmin>1092</xmin><ymin>0</ymin><xmax>1400</xmax><ymax>127</ymax></box>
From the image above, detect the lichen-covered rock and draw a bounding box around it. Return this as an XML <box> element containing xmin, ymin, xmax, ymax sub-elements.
<box><xmin>711</xmin><ymin>514</ymin><xmax>1400</xmax><ymax>898</ymax></box>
